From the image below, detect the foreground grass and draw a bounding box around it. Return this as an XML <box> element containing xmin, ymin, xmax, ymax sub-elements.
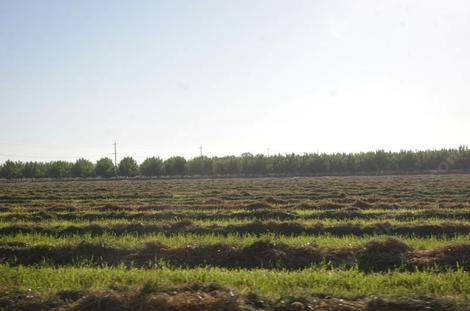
<box><xmin>2</xmin><ymin>232</ymin><xmax>470</xmax><ymax>249</ymax></box>
<box><xmin>1</xmin><ymin>264</ymin><xmax>469</xmax><ymax>299</ymax></box>
<box><xmin>1</xmin><ymin>217</ymin><xmax>467</xmax><ymax>227</ymax></box>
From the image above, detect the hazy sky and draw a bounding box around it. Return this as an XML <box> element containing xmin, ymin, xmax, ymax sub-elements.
<box><xmin>1</xmin><ymin>0</ymin><xmax>469</xmax><ymax>162</ymax></box>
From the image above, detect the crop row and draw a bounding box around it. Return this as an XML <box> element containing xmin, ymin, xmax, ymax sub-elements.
<box><xmin>4</xmin><ymin>232</ymin><xmax>470</xmax><ymax>250</ymax></box>
<box><xmin>2</xmin><ymin>208</ymin><xmax>470</xmax><ymax>223</ymax></box>
<box><xmin>1</xmin><ymin>281</ymin><xmax>467</xmax><ymax>311</ymax></box>
<box><xmin>1</xmin><ymin>175</ymin><xmax>469</xmax><ymax>202</ymax></box>
<box><xmin>2</xmin><ymin>220</ymin><xmax>470</xmax><ymax>237</ymax></box>
<box><xmin>5</xmin><ymin>199</ymin><xmax>470</xmax><ymax>212</ymax></box>
<box><xmin>1</xmin><ymin>237</ymin><xmax>469</xmax><ymax>271</ymax></box>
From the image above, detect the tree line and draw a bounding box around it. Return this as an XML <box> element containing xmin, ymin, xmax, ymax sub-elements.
<box><xmin>1</xmin><ymin>146</ymin><xmax>470</xmax><ymax>179</ymax></box>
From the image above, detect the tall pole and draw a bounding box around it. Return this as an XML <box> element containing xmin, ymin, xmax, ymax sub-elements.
<box><xmin>199</xmin><ymin>145</ymin><xmax>203</xmax><ymax>157</ymax></box>
<box><xmin>114</xmin><ymin>142</ymin><xmax>117</xmax><ymax>168</ymax></box>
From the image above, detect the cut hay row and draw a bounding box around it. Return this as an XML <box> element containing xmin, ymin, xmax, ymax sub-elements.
<box><xmin>3</xmin><ymin>232</ymin><xmax>470</xmax><ymax>250</ymax></box>
<box><xmin>1</xmin><ymin>175</ymin><xmax>469</xmax><ymax>204</ymax></box>
<box><xmin>1</xmin><ymin>265</ymin><xmax>469</xmax><ymax>301</ymax></box>
<box><xmin>1</xmin><ymin>238</ymin><xmax>470</xmax><ymax>272</ymax></box>
<box><xmin>1</xmin><ymin>282</ymin><xmax>468</xmax><ymax>311</ymax></box>
<box><xmin>1</xmin><ymin>220</ymin><xmax>470</xmax><ymax>238</ymax></box>
<box><xmin>2</xmin><ymin>200</ymin><xmax>470</xmax><ymax>212</ymax></box>
<box><xmin>2</xmin><ymin>208</ymin><xmax>470</xmax><ymax>222</ymax></box>
<box><xmin>0</xmin><ymin>176</ymin><xmax>469</xmax><ymax>309</ymax></box>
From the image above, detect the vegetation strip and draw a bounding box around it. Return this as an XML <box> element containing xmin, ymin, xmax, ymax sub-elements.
<box><xmin>1</xmin><ymin>238</ymin><xmax>469</xmax><ymax>271</ymax></box>
<box><xmin>2</xmin><ymin>264</ymin><xmax>469</xmax><ymax>298</ymax></box>
<box><xmin>1</xmin><ymin>221</ymin><xmax>469</xmax><ymax>237</ymax></box>
<box><xmin>0</xmin><ymin>176</ymin><xmax>469</xmax><ymax>308</ymax></box>
<box><xmin>1</xmin><ymin>282</ymin><xmax>469</xmax><ymax>311</ymax></box>
<box><xmin>3</xmin><ymin>208</ymin><xmax>470</xmax><ymax>222</ymax></box>
<box><xmin>2</xmin><ymin>147</ymin><xmax>470</xmax><ymax>179</ymax></box>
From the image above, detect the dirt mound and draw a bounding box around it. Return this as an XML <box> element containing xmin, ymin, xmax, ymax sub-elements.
<box><xmin>295</xmin><ymin>202</ymin><xmax>316</xmax><ymax>210</ymax></box>
<box><xmin>412</xmin><ymin>243</ymin><xmax>470</xmax><ymax>270</ymax></box>
<box><xmin>46</xmin><ymin>204</ymin><xmax>78</xmax><ymax>212</ymax></box>
<box><xmin>1</xmin><ymin>221</ymin><xmax>470</xmax><ymax>239</ymax></box>
<box><xmin>242</xmin><ymin>240</ymin><xmax>285</xmax><ymax>268</ymax></box>
<box><xmin>96</xmin><ymin>203</ymin><xmax>131</xmax><ymax>212</ymax></box>
<box><xmin>204</xmin><ymin>198</ymin><xmax>225</xmax><ymax>205</ymax></box>
<box><xmin>5</xmin><ymin>237</ymin><xmax>469</xmax><ymax>272</ymax></box>
<box><xmin>358</xmin><ymin>237</ymin><xmax>412</xmax><ymax>272</ymax></box>
<box><xmin>365</xmin><ymin>296</ymin><xmax>459</xmax><ymax>311</ymax></box>
<box><xmin>318</xmin><ymin>201</ymin><xmax>345</xmax><ymax>210</ymax></box>
<box><xmin>265</xmin><ymin>197</ymin><xmax>288</xmax><ymax>204</ymax></box>
<box><xmin>245</xmin><ymin>201</ymin><xmax>273</xmax><ymax>210</ymax></box>
<box><xmin>352</xmin><ymin>200</ymin><xmax>372</xmax><ymax>209</ymax></box>
<box><xmin>0</xmin><ymin>283</ymin><xmax>467</xmax><ymax>311</ymax></box>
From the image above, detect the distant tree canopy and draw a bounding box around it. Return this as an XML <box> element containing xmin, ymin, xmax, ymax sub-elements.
<box><xmin>1</xmin><ymin>146</ymin><xmax>470</xmax><ymax>179</ymax></box>
<box><xmin>139</xmin><ymin>157</ymin><xmax>162</xmax><ymax>177</ymax></box>
<box><xmin>22</xmin><ymin>162</ymin><xmax>45</xmax><ymax>178</ymax></box>
<box><xmin>45</xmin><ymin>161</ymin><xmax>73</xmax><ymax>178</ymax></box>
<box><xmin>95</xmin><ymin>158</ymin><xmax>115</xmax><ymax>178</ymax></box>
<box><xmin>71</xmin><ymin>159</ymin><xmax>95</xmax><ymax>178</ymax></box>
<box><xmin>0</xmin><ymin>160</ymin><xmax>23</xmax><ymax>179</ymax></box>
<box><xmin>187</xmin><ymin>156</ymin><xmax>213</xmax><ymax>175</ymax></box>
<box><xmin>163</xmin><ymin>156</ymin><xmax>187</xmax><ymax>176</ymax></box>
<box><xmin>118</xmin><ymin>157</ymin><xmax>139</xmax><ymax>177</ymax></box>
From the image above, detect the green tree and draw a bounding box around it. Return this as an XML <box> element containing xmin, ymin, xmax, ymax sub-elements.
<box><xmin>22</xmin><ymin>162</ymin><xmax>45</xmax><ymax>178</ymax></box>
<box><xmin>252</xmin><ymin>154</ymin><xmax>267</xmax><ymax>175</ymax></box>
<box><xmin>303</xmin><ymin>153</ymin><xmax>328</xmax><ymax>174</ymax></box>
<box><xmin>240</xmin><ymin>153</ymin><xmax>254</xmax><ymax>175</ymax></box>
<box><xmin>71</xmin><ymin>158</ymin><xmax>95</xmax><ymax>178</ymax></box>
<box><xmin>163</xmin><ymin>156</ymin><xmax>186</xmax><ymax>176</ymax></box>
<box><xmin>212</xmin><ymin>156</ymin><xmax>240</xmax><ymax>175</ymax></box>
<box><xmin>95</xmin><ymin>157</ymin><xmax>116</xmax><ymax>178</ymax></box>
<box><xmin>44</xmin><ymin>161</ymin><xmax>73</xmax><ymax>178</ymax></box>
<box><xmin>187</xmin><ymin>156</ymin><xmax>213</xmax><ymax>175</ymax></box>
<box><xmin>118</xmin><ymin>157</ymin><xmax>139</xmax><ymax>177</ymax></box>
<box><xmin>140</xmin><ymin>157</ymin><xmax>163</xmax><ymax>177</ymax></box>
<box><xmin>396</xmin><ymin>150</ymin><xmax>418</xmax><ymax>172</ymax></box>
<box><xmin>0</xmin><ymin>160</ymin><xmax>24</xmax><ymax>179</ymax></box>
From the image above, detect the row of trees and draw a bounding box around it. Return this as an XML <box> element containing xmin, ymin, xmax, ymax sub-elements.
<box><xmin>1</xmin><ymin>147</ymin><xmax>470</xmax><ymax>179</ymax></box>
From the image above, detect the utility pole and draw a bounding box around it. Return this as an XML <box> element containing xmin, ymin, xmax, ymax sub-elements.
<box><xmin>199</xmin><ymin>145</ymin><xmax>203</xmax><ymax>157</ymax></box>
<box><xmin>267</xmin><ymin>147</ymin><xmax>270</xmax><ymax>157</ymax></box>
<box><xmin>113</xmin><ymin>141</ymin><xmax>117</xmax><ymax>168</ymax></box>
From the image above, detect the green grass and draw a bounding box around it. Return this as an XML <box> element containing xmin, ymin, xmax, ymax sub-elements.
<box><xmin>3</xmin><ymin>207</ymin><xmax>470</xmax><ymax>216</ymax></box>
<box><xmin>1</xmin><ymin>264</ymin><xmax>468</xmax><ymax>299</ymax></box>
<box><xmin>1</xmin><ymin>232</ymin><xmax>469</xmax><ymax>249</ymax></box>
<box><xmin>1</xmin><ymin>176</ymin><xmax>470</xmax><ymax>304</ymax></box>
<box><xmin>1</xmin><ymin>217</ymin><xmax>467</xmax><ymax>227</ymax></box>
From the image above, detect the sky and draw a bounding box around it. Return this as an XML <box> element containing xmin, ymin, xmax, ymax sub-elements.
<box><xmin>1</xmin><ymin>0</ymin><xmax>469</xmax><ymax>163</ymax></box>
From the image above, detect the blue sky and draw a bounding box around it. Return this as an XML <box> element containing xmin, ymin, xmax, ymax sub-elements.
<box><xmin>1</xmin><ymin>0</ymin><xmax>469</xmax><ymax>162</ymax></box>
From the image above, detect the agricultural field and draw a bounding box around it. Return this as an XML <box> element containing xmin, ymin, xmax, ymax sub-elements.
<box><xmin>0</xmin><ymin>175</ymin><xmax>469</xmax><ymax>310</ymax></box>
